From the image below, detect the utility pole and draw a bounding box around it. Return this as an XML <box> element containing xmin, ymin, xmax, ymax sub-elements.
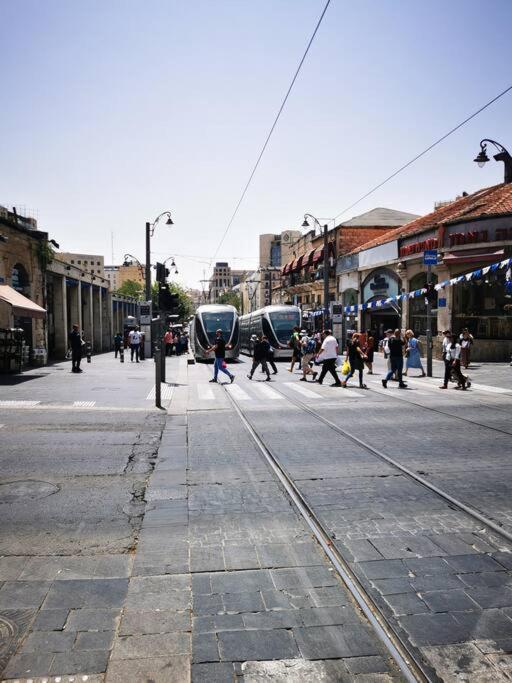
<box><xmin>323</xmin><ymin>224</ymin><xmax>330</xmax><ymax>328</ymax></box>
<box><xmin>426</xmin><ymin>262</ymin><xmax>433</xmax><ymax>377</ymax></box>
<box><xmin>145</xmin><ymin>222</ymin><xmax>151</xmax><ymax>302</ymax></box>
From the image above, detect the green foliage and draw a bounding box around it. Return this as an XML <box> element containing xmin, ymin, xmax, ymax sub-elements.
<box><xmin>115</xmin><ymin>279</ymin><xmax>145</xmax><ymax>300</ymax></box>
<box><xmin>35</xmin><ymin>240</ymin><xmax>55</xmax><ymax>270</ymax></box>
<box><xmin>217</xmin><ymin>291</ymin><xmax>241</xmax><ymax>311</ymax></box>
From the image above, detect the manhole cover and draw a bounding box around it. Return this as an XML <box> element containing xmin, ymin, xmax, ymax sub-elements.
<box><xmin>0</xmin><ymin>610</ymin><xmax>33</xmax><ymax>676</ymax></box>
<box><xmin>0</xmin><ymin>480</ymin><xmax>59</xmax><ymax>504</ymax></box>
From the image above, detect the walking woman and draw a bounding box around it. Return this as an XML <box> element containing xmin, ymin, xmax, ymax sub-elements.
<box><xmin>342</xmin><ymin>332</ymin><xmax>368</xmax><ymax>389</ymax></box>
<box><xmin>404</xmin><ymin>330</ymin><xmax>426</xmax><ymax>377</ymax></box>
<box><xmin>459</xmin><ymin>328</ymin><xmax>474</xmax><ymax>368</ymax></box>
<box><xmin>364</xmin><ymin>329</ymin><xmax>375</xmax><ymax>374</ymax></box>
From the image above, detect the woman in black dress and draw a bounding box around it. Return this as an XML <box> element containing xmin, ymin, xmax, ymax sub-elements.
<box><xmin>342</xmin><ymin>332</ymin><xmax>368</xmax><ymax>389</ymax></box>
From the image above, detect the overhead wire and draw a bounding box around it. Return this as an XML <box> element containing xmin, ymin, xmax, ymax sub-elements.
<box><xmin>210</xmin><ymin>0</ymin><xmax>332</xmax><ymax>262</ymax></box>
<box><xmin>334</xmin><ymin>84</ymin><xmax>512</xmax><ymax>221</ymax></box>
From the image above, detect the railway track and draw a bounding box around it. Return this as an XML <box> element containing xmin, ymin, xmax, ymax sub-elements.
<box><xmin>212</xmin><ymin>367</ymin><xmax>512</xmax><ymax>682</ymax></box>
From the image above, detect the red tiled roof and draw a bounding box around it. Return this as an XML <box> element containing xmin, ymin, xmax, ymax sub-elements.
<box><xmin>347</xmin><ymin>183</ymin><xmax>512</xmax><ymax>256</ymax></box>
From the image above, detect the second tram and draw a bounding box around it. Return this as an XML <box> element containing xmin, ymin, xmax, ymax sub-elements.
<box><xmin>239</xmin><ymin>305</ymin><xmax>301</xmax><ymax>358</ymax></box>
<box><xmin>190</xmin><ymin>304</ymin><xmax>240</xmax><ymax>361</ymax></box>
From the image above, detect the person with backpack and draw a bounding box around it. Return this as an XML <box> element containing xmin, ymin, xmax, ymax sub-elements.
<box><xmin>288</xmin><ymin>326</ymin><xmax>302</xmax><ymax>373</ymax></box>
<box><xmin>299</xmin><ymin>333</ymin><xmax>318</xmax><ymax>382</ymax></box>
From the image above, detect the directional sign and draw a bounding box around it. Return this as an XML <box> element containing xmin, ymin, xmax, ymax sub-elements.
<box><xmin>423</xmin><ymin>249</ymin><xmax>438</xmax><ymax>265</ymax></box>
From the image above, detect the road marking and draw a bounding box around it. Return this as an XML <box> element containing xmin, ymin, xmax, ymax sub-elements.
<box><xmin>72</xmin><ymin>401</ymin><xmax>96</xmax><ymax>408</ymax></box>
<box><xmin>284</xmin><ymin>382</ymin><xmax>323</xmax><ymax>399</ymax></box>
<box><xmin>146</xmin><ymin>384</ymin><xmax>175</xmax><ymax>400</ymax></box>
<box><xmin>470</xmin><ymin>383</ymin><xmax>512</xmax><ymax>395</ymax></box>
<box><xmin>0</xmin><ymin>400</ymin><xmax>40</xmax><ymax>408</ymax></box>
<box><xmin>251</xmin><ymin>383</ymin><xmax>284</xmax><ymax>400</ymax></box>
<box><xmin>225</xmin><ymin>384</ymin><xmax>251</xmax><ymax>401</ymax></box>
<box><xmin>197</xmin><ymin>385</ymin><xmax>215</xmax><ymax>400</ymax></box>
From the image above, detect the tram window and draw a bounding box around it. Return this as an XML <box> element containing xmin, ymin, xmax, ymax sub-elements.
<box><xmin>268</xmin><ymin>311</ymin><xmax>300</xmax><ymax>344</ymax></box>
<box><xmin>202</xmin><ymin>312</ymin><xmax>233</xmax><ymax>339</ymax></box>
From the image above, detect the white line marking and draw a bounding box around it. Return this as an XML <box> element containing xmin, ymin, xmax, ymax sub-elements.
<box><xmin>225</xmin><ymin>384</ymin><xmax>251</xmax><ymax>401</ymax></box>
<box><xmin>251</xmin><ymin>383</ymin><xmax>284</xmax><ymax>400</ymax></box>
<box><xmin>197</xmin><ymin>385</ymin><xmax>215</xmax><ymax>400</ymax></box>
<box><xmin>146</xmin><ymin>384</ymin><xmax>175</xmax><ymax>400</ymax></box>
<box><xmin>72</xmin><ymin>401</ymin><xmax>96</xmax><ymax>408</ymax></box>
<box><xmin>284</xmin><ymin>382</ymin><xmax>323</xmax><ymax>399</ymax></box>
<box><xmin>470</xmin><ymin>383</ymin><xmax>512</xmax><ymax>395</ymax></box>
<box><xmin>0</xmin><ymin>400</ymin><xmax>40</xmax><ymax>408</ymax></box>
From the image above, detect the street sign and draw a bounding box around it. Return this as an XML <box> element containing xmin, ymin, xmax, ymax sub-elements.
<box><xmin>331</xmin><ymin>303</ymin><xmax>344</xmax><ymax>324</ymax></box>
<box><xmin>423</xmin><ymin>249</ymin><xmax>438</xmax><ymax>265</ymax></box>
<box><xmin>139</xmin><ymin>301</ymin><xmax>152</xmax><ymax>325</ymax></box>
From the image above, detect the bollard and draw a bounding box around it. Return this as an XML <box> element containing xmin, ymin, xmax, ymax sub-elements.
<box><xmin>120</xmin><ymin>341</ymin><xmax>124</xmax><ymax>363</ymax></box>
<box><xmin>154</xmin><ymin>346</ymin><xmax>162</xmax><ymax>408</ymax></box>
<box><xmin>85</xmin><ymin>341</ymin><xmax>92</xmax><ymax>363</ymax></box>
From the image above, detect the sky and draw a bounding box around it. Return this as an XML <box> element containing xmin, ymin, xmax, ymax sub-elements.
<box><xmin>1</xmin><ymin>0</ymin><xmax>511</xmax><ymax>290</ymax></box>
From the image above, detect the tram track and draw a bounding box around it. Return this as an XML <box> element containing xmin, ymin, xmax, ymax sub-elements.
<box><xmin>221</xmin><ymin>380</ymin><xmax>431</xmax><ymax>683</ymax></box>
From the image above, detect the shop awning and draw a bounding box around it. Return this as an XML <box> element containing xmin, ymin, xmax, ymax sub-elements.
<box><xmin>443</xmin><ymin>248</ymin><xmax>505</xmax><ymax>265</ymax></box>
<box><xmin>0</xmin><ymin>285</ymin><xmax>47</xmax><ymax>319</ymax></box>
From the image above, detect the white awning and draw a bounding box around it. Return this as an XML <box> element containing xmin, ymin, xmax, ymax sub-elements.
<box><xmin>0</xmin><ymin>285</ymin><xmax>47</xmax><ymax>319</ymax></box>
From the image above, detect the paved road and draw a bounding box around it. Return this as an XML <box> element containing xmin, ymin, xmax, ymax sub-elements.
<box><xmin>1</xmin><ymin>351</ymin><xmax>511</xmax><ymax>682</ymax></box>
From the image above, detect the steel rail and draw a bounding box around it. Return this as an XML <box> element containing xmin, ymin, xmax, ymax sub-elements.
<box><xmin>270</xmin><ymin>384</ymin><xmax>512</xmax><ymax>545</ymax></box>
<box><xmin>222</xmin><ymin>382</ymin><xmax>432</xmax><ymax>683</ymax></box>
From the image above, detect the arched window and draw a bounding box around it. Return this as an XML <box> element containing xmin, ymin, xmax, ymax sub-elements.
<box><xmin>408</xmin><ymin>272</ymin><xmax>438</xmax><ymax>336</ymax></box>
<box><xmin>11</xmin><ymin>263</ymin><xmax>29</xmax><ymax>293</ymax></box>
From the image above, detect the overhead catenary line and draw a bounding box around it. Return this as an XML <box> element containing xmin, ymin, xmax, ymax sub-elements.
<box><xmin>334</xmin><ymin>84</ymin><xmax>512</xmax><ymax>221</ymax></box>
<box><xmin>211</xmin><ymin>0</ymin><xmax>332</xmax><ymax>262</ymax></box>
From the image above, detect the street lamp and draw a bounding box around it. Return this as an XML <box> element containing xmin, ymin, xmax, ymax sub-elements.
<box><xmin>162</xmin><ymin>256</ymin><xmax>179</xmax><ymax>276</ymax></box>
<box><xmin>123</xmin><ymin>253</ymin><xmax>145</xmax><ymax>280</ymax></box>
<box><xmin>145</xmin><ymin>211</ymin><xmax>174</xmax><ymax>301</ymax></box>
<box><xmin>301</xmin><ymin>213</ymin><xmax>333</xmax><ymax>328</ymax></box>
<box><xmin>474</xmin><ymin>139</ymin><xmax>512</xmax><ymax>184</ymax></box>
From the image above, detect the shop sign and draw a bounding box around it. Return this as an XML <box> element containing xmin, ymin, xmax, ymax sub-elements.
<box><xmin>363</xmin><ymin>271</ymin><xmax>399</xmax><ymax>302</ymax></box>
<box><xmin>423</xmin><ymin>249</ymin><xmax>438</xmax><ymax>265</ymax></box>
<box><xmin>399</xmin><ymin>237</ymin><xmax>438</xmax><ymax>257</ymax></box>
<box><xmin>445</xmin><ymin>225</ymin><xmax>512</xmax><ymax>247</ymax></box>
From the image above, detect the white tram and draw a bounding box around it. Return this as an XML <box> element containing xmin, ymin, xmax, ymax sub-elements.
<box><xmin>190</xmin><ymin>304</ymin><xmax>240</xmax><ymax>361</ymax></box>
<box><xmin>239</xmin><ymin>305</ymin><xmax>301</xmax><ymax>359</ymax></box>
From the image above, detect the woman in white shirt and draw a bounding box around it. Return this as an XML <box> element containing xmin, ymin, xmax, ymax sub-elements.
<box><xmin>440</xmin><ymin>332</ymin><xmax>467</xmax><ymax>390</ymax></box>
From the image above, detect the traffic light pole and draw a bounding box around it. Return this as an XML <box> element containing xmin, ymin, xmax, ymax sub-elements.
<box><xmin>426</xmin><ymin>263</ymin><xmax>433</xmax><ymax>377</ymax></box>
<box><xmin>323</xmin><ymin>224</ymin><xmax>330</xmax><ymax>329</ymax></box>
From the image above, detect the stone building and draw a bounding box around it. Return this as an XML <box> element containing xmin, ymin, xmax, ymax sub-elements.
<box><xmin>104</xmin><ymin>262</ymin><xmax>146</xmax><ymax>292</ymax></box>
<box><xmin>58</xmin><ymin>252</ymin><xmax>105</xmax><ymax>277</ymax></box>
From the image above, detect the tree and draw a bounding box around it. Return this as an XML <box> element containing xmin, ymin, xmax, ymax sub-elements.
<box><xmin>152</xmin><ymin>281</ymin><xmax>194</xmax><ymax>322</ymax></box>
<box><xmin>115</xmin><ymin>279</ymin><xmax>144</xmax><ymax>300</ymax></box>
<box><xmin>217</xmin><ymin>291</ymin><xmax>241</xmax><ymax>311</ymax></box>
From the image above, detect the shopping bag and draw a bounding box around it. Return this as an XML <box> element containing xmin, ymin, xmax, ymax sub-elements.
<box><xmin>341</xmin><ymin>360</ymin><xmax>351</xmax><ymax>375</ymax></box>
<box><xmin>222</xmin><ymin>360</ymin><xmax>227</xmax><ymax>369</ymax></box>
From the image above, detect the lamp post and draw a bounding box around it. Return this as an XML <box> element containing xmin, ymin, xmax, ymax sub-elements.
<box><xmin>123</xmin><ymin>254</ymin><xmax>145</xmax><ymax>282</ymax></box>
<box><xmin>145</xmin><ymin>211</ymin><xmax>174</xmax><ymax>301</ymax></box>
<box><xmin>301</xmin><ymin>214</ymin><xmax>333</xmax><ymax>329</ymax></box>
<box><xmin>474</xmin><ymin>139</ymin><xmax>512</xmax><ymax>184</ymax></box>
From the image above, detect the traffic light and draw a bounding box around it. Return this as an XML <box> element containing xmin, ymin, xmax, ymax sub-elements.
<box><xmin>155</xmin><ymin>262</ymin><xmax>165</xmax><ymax>284</ymax></box>
<box><xmin>158</xmin><ymin>285</ymin><xmax>179</xmax><ymax>313</ymax></box>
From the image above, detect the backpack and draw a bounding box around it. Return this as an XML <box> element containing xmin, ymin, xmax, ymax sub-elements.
<box><xmin>306</xmin><ymin>338</ymin><xmax>316</xmax><ymax>354</ymax></box>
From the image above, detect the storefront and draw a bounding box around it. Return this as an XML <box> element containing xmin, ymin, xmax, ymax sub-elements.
<box><xmin>0</xmin><ymin>285</ymin><xmax>47</xmax><ymax>372</ymax></box>
<box><xmin>361</xmin><ymin>268</ymin><xmax>401</xmax><ymax>338</ymax></box>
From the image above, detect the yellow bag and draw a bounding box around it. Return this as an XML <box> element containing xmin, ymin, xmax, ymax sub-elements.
<box><xmin>341</xmin><ymin>360</ymin><xmax>351</xmax><ymax>375</ymax></box>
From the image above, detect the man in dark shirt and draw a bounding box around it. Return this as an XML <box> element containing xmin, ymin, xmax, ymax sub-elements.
<box><xmin>68</xmin><ymin>324</ymin><xmax>83</xmax><ymax>373</ymax></box>
<box><xmin>208</xmin><ymin>329</ymin><xmax>235</xmax><ymax>383</ymax></box>
<box><xmin>247</xmin><ymin>335</ymin><xmax>271</xmax><ymax>381</ymax></box>
<box><xmin>382</xmin><ymin>328</ymin><xmax>407</xmax><ymax>388</ymax></box>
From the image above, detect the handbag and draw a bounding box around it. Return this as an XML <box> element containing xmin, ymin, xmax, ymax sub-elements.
<box><xmin>221</xmin><ymin>360</ymin><xmax>227</xmax><ymax>369</ymax></box>
<box><xmin>341</xmin><ymin>360</ymin><xmax>351</xmax><ymax>375</ymax></box>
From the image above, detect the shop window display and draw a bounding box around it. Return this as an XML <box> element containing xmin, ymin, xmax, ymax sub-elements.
<box><xmin>452</xmin><ymin>270</ymin><xmax>512</xmax><ymax>340</ymax></box>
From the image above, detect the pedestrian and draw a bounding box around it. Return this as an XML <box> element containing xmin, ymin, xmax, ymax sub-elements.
<box><xmin>128</xmin><ymin>326</ymin><xmax>142</xmax><ymax>363</ymax></box>
<box><xmin>316</xmin><ymin>329</ymin><xmax>342</xmax><ymax>387</ymax></box>
<box><xmin>381</xmin><ymin>329</ymin><xmax>407</xmax><ymax>388</ymax></box>
<box><xmin>68</xmin><ymin>323</ymin><xmax>84</xmax><ymax>373</ymax></box>
<box><xmin>208</xmin><ymin>329</ymin><xmax>235</xmax><ymax>383</ymax></box>
<box><xmin>440</xmin><ymin>332</ymin><xmax>469</xmax><ymax>390</ymax></box>
<box><xmin>364</xmin><ymin>329</ymin><xmax>375</xmax><ymax>374</ymax></box>
<box><xmin>164</xmin><ymin>329</ymin><xmax>173</xmax><ymax>356</ymax></box>
<box><xmin>248</xmin><ymin>334</ymin><xmax>271</xmax><ymax>381</ymax></box>
<box><xmin>300</xmin><ymin>333</ymin><xmax>318</xmax><ymax>382</ymax></box>
<box><xmin>288</xmin><ymin>326</ymin><xmax>301</xmax><ymax>373</ymax></box>
<box><xmin>342</xmin><ymin>332</ymin><xmax>367</xmax><ymax>388</ymax></box>
<box><xmin>266</xmin><ymin>337</ymin><xmax>278</xmax><ymax>375</ymax></box>
<box><xmin>113</xmin><ymin>331</ymin><xmax>123</xmax><ymax>359</ymax></box>
<box><xmin>459</xmin><ymin>328</ymin><xmax>474</xmax><ymax>368</ymax></box>
<box><xmin>404</xmin><ymin>330</ymin><xmax>426</xmax><ymax>377</ymax></box>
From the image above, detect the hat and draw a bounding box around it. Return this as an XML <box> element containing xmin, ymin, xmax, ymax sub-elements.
<box><xmin>385</xmin><ymin>329</ymin><xmax>393</xmax><ymax>333</ymax></box>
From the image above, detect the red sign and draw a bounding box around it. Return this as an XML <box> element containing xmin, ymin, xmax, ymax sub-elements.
<box><xmin>448</xmin><ymin>226</ymin><xmax>512</xmax><ymax>247</ymax></box>
<box><xmin>399</xmin><ymin>237</ymin><xmax>438</xmax><ymax>257</ymax></box>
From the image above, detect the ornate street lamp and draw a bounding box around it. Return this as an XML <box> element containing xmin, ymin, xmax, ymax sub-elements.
<box><xmin>474</xmin><ymin>139</ymin><xmax>512</xmax><ymax>184</ymax></box>
<box><xmin>145</xmin><ymin>211</ymin><xmax>174</xmax><ymax>301</ymax></box>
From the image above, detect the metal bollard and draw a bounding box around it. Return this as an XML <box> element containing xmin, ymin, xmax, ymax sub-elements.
<box><xmin>154</xmin><ymin>346</ymin><xmax>162</xmax><ymax>408</ymax></box>
<box><xmin>161</xmin><ymin>342</ymin><xmax>166</xmax><ymax>383</ymax></box>
<box><xmin>120</xmin><ymin>342</ymin><xmax>124</xmax><ymax>363</ymax></box>
<box><xmin>85</xmin><ymin>341</ymin><xmax>92</xmax><ymax>363</ymax></box>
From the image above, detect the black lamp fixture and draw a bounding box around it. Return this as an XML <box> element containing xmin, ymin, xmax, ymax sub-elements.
<box><xmin>474</xmin><ymin>139</ymin><xmax>512</xmax><ymax>184</ymax></box>
<box><xmin>49</xmin><ymin>239</ymin><xmax>60</xmax><ymax>248</ymax></box>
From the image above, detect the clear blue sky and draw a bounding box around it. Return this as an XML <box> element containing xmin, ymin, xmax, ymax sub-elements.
<box><xmin>2</xmin><ymin>0</ymin><xmax>511</xmax><ymax>289</ymax></box>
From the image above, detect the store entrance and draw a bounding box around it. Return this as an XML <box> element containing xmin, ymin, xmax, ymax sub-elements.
<box><xmin>365</xmin><ymin>311</ymin><xmax>400</xmax><ymax>342</ymax></box>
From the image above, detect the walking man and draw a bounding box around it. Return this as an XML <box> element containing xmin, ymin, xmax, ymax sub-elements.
<box><xmin>248</xmin><ymin>334</ymin><xmax>271</xmax><ymax>381</ymax></box>
<box><xmin>381</xmin><ymin>329</ymin><xmax>407</xmax><ymax>388</ymax></box>
<box><xmin>288</xmin><ymin>326</ymin><xmax>301</xmax><ymax>373</ymax></box>
<box><xmin>300</xmin><ymin>333</ymin><xmax>318</xmax><ymax>382</ymax></box>
<box><xmin>265</xmin><ymin>336</ymin><xmax>278</xmax><ymax>374</ymax></box>
<box><xmin>316</xmin><ymin>329</ymin><xmax>342</xmax><ymax>387</ymax></box>
<box><xmin>128</xmin><ymin>326</ymin><xmax>142</xmax><ymax>363</ymax></box>
<box><xmin>113</xmin><ymin>331</ymin><xmax>123</xmax><ymax>358</ymax></box>
<box><xmin>68</xmin><ymin>323</ymin><xmax>83</xmax><ymax>373</ymax></box>
<box><xmin>208</xmin><ymin>329</ymin><xmax>235</xmax><ymax>383</ymax></box>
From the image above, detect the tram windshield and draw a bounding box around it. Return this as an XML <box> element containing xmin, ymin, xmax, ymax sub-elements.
<box><xmin>202</xmin><ymin>311</ymin><xmax>234</xmax><ymax>342</ymax></box>
<box><xmin>269</xmin><ymin>310</ymin><xmax>301</xmax><ymax>344</ymax></box>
